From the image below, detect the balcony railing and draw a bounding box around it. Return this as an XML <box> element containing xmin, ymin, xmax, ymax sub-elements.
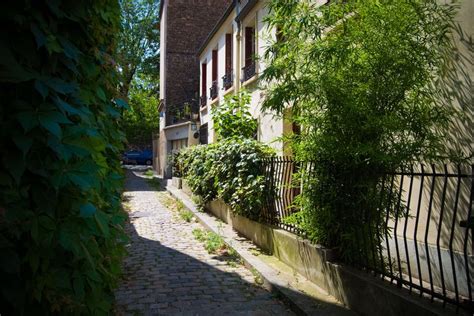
<box><xmin>222</xmin><ymin>71</ymin><xmax>233</xmax><ymax>90</ymax></box>
<box><xmin>165</xmin><ymin>101</ymin><xmax>199</xmax><ymax>126</ymax></box>
<box><xmin>200</xmin><ymin>95</ymin><xmax>207</xmax><ymax>107</ymax></box>
<box><xmin>209</xmin><ymin>80</ymin><xmax>218</xmax><ymax>100</ymax></box>
<box><xmin>241</xmin><ymin>62</ymin><xmax>256</xmax><ymax>82</ymax></box>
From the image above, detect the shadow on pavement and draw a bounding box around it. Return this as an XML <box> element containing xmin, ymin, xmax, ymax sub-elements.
<box><xmin>115</xmin><ymin>171</ymin><xmax>353</xmax><ymax>315</ymax></box>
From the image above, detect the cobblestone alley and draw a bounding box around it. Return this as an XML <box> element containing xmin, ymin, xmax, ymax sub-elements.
<box><xmin>114</xmin><ymin>170</ymin><xmax>293</xmax><ymax>315</ymax></box>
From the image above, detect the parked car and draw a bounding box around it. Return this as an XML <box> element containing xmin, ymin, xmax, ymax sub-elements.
<box><xmin>122</xmin><ymin>149</ymin><xmax>153</xmax><ymax>165</ymax></box>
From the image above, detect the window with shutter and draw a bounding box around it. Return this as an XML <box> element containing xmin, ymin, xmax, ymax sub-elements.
<box><xmin>244</xmin><ymin>27</ymin><xmax>254</xmax><ymax>67</ymax></box>
<box><xmin>200</xmin><ymin>63</ymin><xmax>207</xmax><ymax>106</ymax></box>
<box><xmin>212</xmin><ymin>50</ymin><xmax>218</xmax><ymax>81</ymax></box>
<box><xmin>211</xmin><ymin>50</ymin><xmax>218</xmax><ymax>99</ymax></box>
<box><xmin>242</xmin><ymin>26</ymin><xmax>256</xmax><ymax>82</ymax></box>
<box><xmin>225</xmin><ymin>33</ymin><xmax>232</xmax><ymax>74</ymax></box>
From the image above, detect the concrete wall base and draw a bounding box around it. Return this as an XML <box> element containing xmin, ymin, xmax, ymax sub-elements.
<box><xmin>205</xmin><ymin>199</ymin><xmax>465</xmax><ymax>316</ymax></box>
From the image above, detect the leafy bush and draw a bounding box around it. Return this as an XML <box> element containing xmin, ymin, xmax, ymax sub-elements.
<box><xmin>179</xmin><ymin>144</ymin><xmax>219</xmax><ymax>203</ymax></box>
<box><xmin>0</xmin><ymin>1</ymin><xmax>126</xmax><ymax>314</ymax></box>
<box><xmin>179</xmin><ymin>139</ymin><xmax>274</xmax><ymax>220</ymax></box>
<box><xmin>211</xmin><ymin>90</ymin><xmax>257</xmax><ymax>140</ymax></box>
<box><xmin>180</xmin><ymin>88</ymin><xmax>273</xmax><ymax>219</ymax></box>
<box><xmin>263</xmin><ymin>0</ymin><xmax>458</xmax><ymax>261</ymax></box>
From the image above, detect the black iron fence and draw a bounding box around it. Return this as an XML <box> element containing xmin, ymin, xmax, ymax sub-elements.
<box><xmin>260</xmin><ymin>157</ymin><xmax>473</xmax><ymax>313</ymax></box>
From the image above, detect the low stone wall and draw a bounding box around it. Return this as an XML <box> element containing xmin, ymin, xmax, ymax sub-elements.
<box><xmin>205</xmin><ymin>199</ymin><xmax>463</xmax><ymax>316</ymax></box>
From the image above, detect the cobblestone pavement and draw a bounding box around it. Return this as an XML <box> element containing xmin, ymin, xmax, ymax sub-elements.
<box><xmin>115</xmin><ymin>170</ymin><xmax>293</xmax><ymax>315</ymax></box>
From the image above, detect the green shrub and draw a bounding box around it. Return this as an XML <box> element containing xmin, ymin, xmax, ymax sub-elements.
<box><xmin>179</xmin><ymin>144</ymin><xmax>219</xmax><ymax>202</ymax></box>
<box><xmin>179</xmin><ymin>89</ymin><xmax>274</xmax><ymax>219</ymax></box>
<box><xmin>179</xmin><ymin>139</ymin><xmax>274</xmax><ymax>220</ymax></box>
<box><xmin>0</xmin><ymin>1</ymin><xmax>126</xmax><ymax>314</ymax></box>
<box><xmin>211</xmin><ymin>90</ymin><xmax>257</xmax><ymax>140</ymax></box>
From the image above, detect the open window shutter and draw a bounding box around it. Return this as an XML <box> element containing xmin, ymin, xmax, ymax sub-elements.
<box><xmin>245</xmin><ymin>27</ymin><xmax>254</xmax><ymax>67</ymax></box>
<box><xmin>212</xmin><ymin>50</ymin><xmax>218</xmax><ymax>81</ymax></box>
<box><xmin>201</xmin><ymin>63</ymin><xmax>207</xmax><ymax>97</ymax></box>
<box><xmin>225</xmin><ymin>33</ymin><xmax>232</xmax><ymax>74</ymax></box>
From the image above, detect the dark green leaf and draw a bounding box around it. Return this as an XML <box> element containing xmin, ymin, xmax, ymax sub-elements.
<box><xmin>12</xmin><ymin>134</ymin><xmax>33</xmax><ymax>156</ymax></box>
<box><xmin>80</xmin><ymin>203</ymin><xmax>96</xmax><ymax>218</ymax></box>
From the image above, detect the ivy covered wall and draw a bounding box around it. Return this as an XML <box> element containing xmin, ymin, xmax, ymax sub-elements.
<box><xmin>0</xmin><ymin>1</ymin><xmax>127</xmax><ymax>314</ymax></box>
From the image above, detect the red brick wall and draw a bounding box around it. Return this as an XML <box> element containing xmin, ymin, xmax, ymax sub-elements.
<box><xmin>164</xmin><ymin>0</ymin><xmax>232</xmax><ymax>111</ymax></box>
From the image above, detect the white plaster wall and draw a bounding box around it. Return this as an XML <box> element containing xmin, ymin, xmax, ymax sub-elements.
<box><xmin>242</xmin><ymin>3</ymin><xmax>285</xmax><ymax>154</ymax></box>
<box><xmin>198</xmin><ymin>2</ymin><xmax>286</xmax><ymax>153</ymax></box>
<box><xmin>159</xmin><ymin>1</ymin><xmax>167</xmax><ymax>133</ymax></box>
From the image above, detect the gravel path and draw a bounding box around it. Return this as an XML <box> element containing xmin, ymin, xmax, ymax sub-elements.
<box><xmin>115</xmin><ymin>170</ymin><xmax>293</xmax><ymax>315</ymax></box>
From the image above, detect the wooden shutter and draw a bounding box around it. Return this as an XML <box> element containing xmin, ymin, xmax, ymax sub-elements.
<box><xmin>212</xmin><ymin>50</ymin><xmax>218</xmax><ymax>81</ymax></box>
<box><xmin>225</xmin><ymin>33</ymin><xmax>232</xmax><ymax>74</ymax></box>
<box><xmin>245</xmin><ymin>27</ymin><xmax>254</xmax><ymax>67</ymax></box>
<box><xmin>201</xmin><ymin>63</ymin><xmax>207</xmax><ymax>97</ymax></box>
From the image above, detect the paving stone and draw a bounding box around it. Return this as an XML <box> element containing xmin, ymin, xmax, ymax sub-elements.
<box><xmin>114</xmin><ymin>170</ymin><xmax>293</xmax><ymax>315</ymax></box>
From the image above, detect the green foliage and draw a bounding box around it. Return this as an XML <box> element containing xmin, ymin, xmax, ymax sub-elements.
<box><xmin>0</xmin><ymin>1</ymin><xmax>126</xmax><ymax>314</ymax></box>
<box><xmin>179</xmin><ymin>140</ymin><xmax>274</xmax><ymax>219</ymax></box>
<box><xmin>211</xmin><ymin>90</ymin><xmax>257</xmax><ymax>140</ymax></box>
<box><xmin>117</xmin><ymin>0</ymin><xmax>160</xmax><ymax>97</ymax></box>
<box><xmin>263</xmin><ymin>0</ymin><xmax>458</xmax><ymax>261</ymax></box>
<box><xmin>192</xmin><ymin>229</ymin><xmax>226</xmax><ymax>254</ymax></box>
<box><xmin>179</xmin><ymin>209</ymin><xmax>194</xmax><ymax>223</ymax></box>
<box><xmin>144</xmin><ymin>169</ymin><xmax>154</xmax><ymax>177</ymax></box>
<box><xmin>122</xmin><ymin>77</ymin><xmax>160</xmax><ymax>148</ymax></box>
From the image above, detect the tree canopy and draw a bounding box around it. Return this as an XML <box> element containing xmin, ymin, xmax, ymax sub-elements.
<box><xmin>117</xmin><ymin>0</ymin><xmax>160</xmax><ymax>148</ymax></box>
<box><xmin>117</xmin><ymin>0</ymin><xmax>160</xmax><ymax>98</ymax></box>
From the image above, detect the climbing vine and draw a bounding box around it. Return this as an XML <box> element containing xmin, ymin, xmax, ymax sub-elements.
<box><xmin>0</xmin><ymin>1</ymin><xmax>126</xmax><ymax>314</ymax></box>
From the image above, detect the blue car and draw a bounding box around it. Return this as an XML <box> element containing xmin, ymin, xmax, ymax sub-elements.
<box><xmin>122</xmin><ymin>149</ymin><xmax>153</xmax><ymax>165</ymax></box>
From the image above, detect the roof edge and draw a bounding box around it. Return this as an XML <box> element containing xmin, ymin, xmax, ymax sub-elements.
<box><xmin>235</xmin><ymin>0</ymin><xmax>259</xmax><ymax>23</ymax></box>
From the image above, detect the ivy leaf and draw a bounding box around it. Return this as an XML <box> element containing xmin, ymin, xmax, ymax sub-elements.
<box><xmin>16</xmin><ymin>111</ymin><xmax>38</xmax><ymax>132</ymax></box>
<box><xmin>0</xmin><ymin>43</ymin><xmax>36</xmax><ymax>82</ymax></box>
<box><xmin>95</xmin><ymin>211</ymin><xmax>110</xmax><ymax>238</ymax></box>
<box><xmin>45</xmin><ymin>78</ymin><xmax>77</xmax><ymax>95</ymax></box>
<box><xmin>12</xmin><ymin>133</ymin><xmax>33</xmax><ymax>156</ymax></box>
<box><xmin>96</xmin><ymin>86</ymin><xmax>106</xmax><ymax>101</ymax></box>
<box><xmin>68</xmin><ymin>173</ymin><xmax>92</xmax><ymax>189</ymax></box>
<box><xmin>30</xmin><ymin>23</ymin><xmax>46</xmax><ymax>48</ymax></box>
<box><xmin>31</xmin><ymin>217</ymin><xmax>39</xmax><ymax>243</ymax></box>
<box><xmin>58</xmin><ymin>37</ymin><xmax>80</xmax><ymax>60</ymax></box>
<box><xmin>45</xmin><ymin>34</ymin><xmax>63</xmax><ymax>54</ymax></box>
<box><xmin>105</xmin><ymin>105</ymin><xmax>120</xmax><ymax>118</ymax></box>
<box><xmin>114</xmin><ymin>98</ymin><xmax>129</xmax><ymax>109</ymax></box>
<box><xmin>3</xmin><ymin>150</ymin><xmax>26</xmax><ymax>184</ymax></box>
<box><xmin>54</xmin><ymin>97</ymin><xmax>82</xmax><ymax>116</ymax></box>
<box><xmin>73</xmin><ymin>276</ymin><xmax>85</xmax><ymax>300</ymax></box>
<box><xmin>0</xmin><ymin>249</ymin><xmax>20</xmax><ymax>274</ymax></box>
<box><xmin>34</xmin><ymin>80</ymin><xmax>49</xmax><ymax>99</ymax></box>
<box><xmin>39</xmin><ymin>117</ymin><xmax>61</xmax><ymax>138</ymax></box>
<box><xmin>39</xmin><ymin>111</ymin><xmax>71</xmax><ymax>138</ymax></box>
<box><xmin>80</xmin><ymin>203</ymin><xmax>96</xmax><ymax>218</ymax></box>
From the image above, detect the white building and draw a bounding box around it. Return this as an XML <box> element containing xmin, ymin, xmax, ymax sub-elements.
<box><xmin>197</xmin><ymin>0</ymin><xmax>295</xmax><ymax>154</ymax></box>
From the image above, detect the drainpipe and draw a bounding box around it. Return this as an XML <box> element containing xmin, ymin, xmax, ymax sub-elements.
<box><xmin>235</xmin><ymin>0</ymin><xmax>241</xmax><ymax>93</ymax></box>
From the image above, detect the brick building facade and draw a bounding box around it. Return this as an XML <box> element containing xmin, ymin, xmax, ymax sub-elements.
<box><xmin>155</xmin><ymin>0</ymin><xmax>232</xmax><ymax>177</ymax></box>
